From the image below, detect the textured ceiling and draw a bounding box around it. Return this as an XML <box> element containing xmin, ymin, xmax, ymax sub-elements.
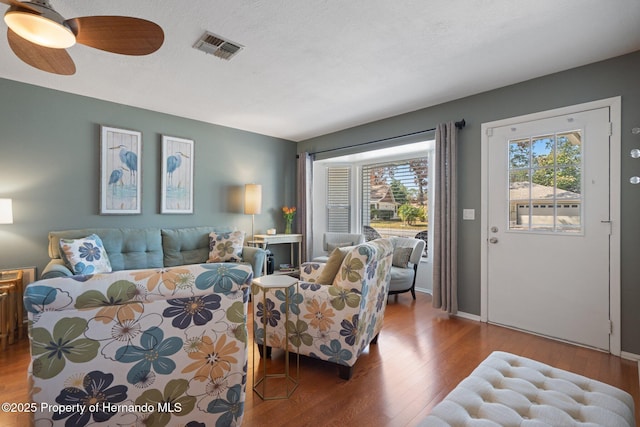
<box><xmin>0</xmin><ymin>0</ymin><xmax>639</xmax><ymax>141</ymax></box>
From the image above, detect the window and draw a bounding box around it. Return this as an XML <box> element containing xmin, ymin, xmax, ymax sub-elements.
<box><xmin>508</xmin><ymin>130</ymin><xmax>582</xmax><ymax>233</ymax></box>
<box><xmin>362</xmin><ymin>158</ymin><xmax>429</xmax><ymax>239</ymax></box>
<box><xmin>317</xmin><ymin>141</ymin><xmax>432</xmax><ymax>259</ymax></box>
<box><xmin>326</xmin><ymin>166</ymin><xmax>351</xmax><ymax>232</ymax></box>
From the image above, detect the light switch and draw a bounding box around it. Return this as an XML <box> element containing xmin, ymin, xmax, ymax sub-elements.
<box><xmin>463</xmin><ymin>209</ymin><xmax>475</xmax><ymax>220</ymax></box>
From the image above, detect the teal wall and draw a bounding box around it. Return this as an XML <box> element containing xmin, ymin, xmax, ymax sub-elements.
<box><xmin>299</xmin><ymin>51</ymin><xmax>640</xmax><ymax>354</ymax></box>
<box><xmin>0</xmin><ymin>78</ymin><xmax>297</xmax><ymax>275</ymax></box>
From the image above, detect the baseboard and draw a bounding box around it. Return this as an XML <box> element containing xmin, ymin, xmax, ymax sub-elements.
<box><xmin>416</xmin><ymin>288</ymin><xmax>640</xmax><ymax>364</ymax></box>
<box><xmin>415</xmin><ymin>290</ymin><xmax>481</xmax><ymax>321</ymax></box>
<box><xmin>415</xmin><ymin>288</ymin><xmax>481</xmax><ymax>322</ymax></box>
<box><xmin>454</xmin><ymin>311</ymin><xmax>481</xmax><ymax>322</ymax></box>
<box><xmin>620</xmin><ymin>351</ymin><xmax>640</xmax><ymax>361</ymax></box>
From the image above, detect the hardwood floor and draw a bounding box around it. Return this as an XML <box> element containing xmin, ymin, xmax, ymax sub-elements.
<box><xmin>1</xmin><ymin>292</ymin><xmax>638</xmax><ymax>426</ymax></box>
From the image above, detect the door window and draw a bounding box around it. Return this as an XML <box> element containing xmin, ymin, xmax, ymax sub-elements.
<box><xmin>508</xmin><ymin>130</ymin><xmax>582</xmax><ymax>233</ymax></box>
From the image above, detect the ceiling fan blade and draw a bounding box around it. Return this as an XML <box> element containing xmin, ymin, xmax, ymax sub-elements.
<box><xmin>66</xmin><ymin>16</ymin><xmax>164</xmax><ymax>55</ymax></box>
<box><xmin>0</xmin><ymin>0</ymin><xmax>41</xmax><ymax>13</ymax></box>
<box><xmin>7</xmin><ymin>28</ymin><xmax>75</xmax><ymax>75</ymax></box>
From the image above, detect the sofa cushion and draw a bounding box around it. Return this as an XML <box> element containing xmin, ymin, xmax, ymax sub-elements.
<box><xmin>162</xmin><ymin>226</ymin><xmax>236</xmax><ymax>267</ymax></box>
<box><xmin>208</xmin><ymin>230</ymin><xmax>245</xmax><ymax>262</ymax></box>
<box><xmin>389</xmin><ymin>266</ymin><xmax>416</xmax><ymax>292</ymax></box>
<box><xmin>163</xmin><ymin>227</ymin><xmax>213</xmax><ymax>267</ymax></box>
<box><xmin>49</xmin><ymin>228</ymin><xmax>163</xmax><ymax>271</ymax></box>
<box><xmin>59</xmin><ymin>234</ymin><xmax>112</xmax><ymax>275</ymax></box>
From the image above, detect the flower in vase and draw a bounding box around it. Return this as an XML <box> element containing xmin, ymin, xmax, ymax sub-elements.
<box><xmin>282</xmin><ymin>206</ymin><xmax>296</xmax><ymax>221</ymax></box>
<box><xmin>282</xmin><ymin>206</ymin><xmax>296</xmax><ymax>233</ymax></box>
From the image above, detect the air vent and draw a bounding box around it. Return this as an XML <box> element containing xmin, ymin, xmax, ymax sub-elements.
<box><xmin>193</xmin><ymin>32</ymin><xmax>244</xmax><ymax>60</ymax></box>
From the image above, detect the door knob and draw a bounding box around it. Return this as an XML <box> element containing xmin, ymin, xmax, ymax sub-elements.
<box><xmin>489</xmin><ymin>237</ymin><xmax>498</xmax><ymax>244</ymax></box>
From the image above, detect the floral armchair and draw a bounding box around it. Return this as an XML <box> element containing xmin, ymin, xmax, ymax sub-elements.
<box><xmin>253</xmin><ymin>238</ymin><xmax>393</xmax><ymax>380</ymax></box>
<box><xmin>24</xmin><ymin>263</ymin><xmax>252</xmax><ymax>427</ymax></box>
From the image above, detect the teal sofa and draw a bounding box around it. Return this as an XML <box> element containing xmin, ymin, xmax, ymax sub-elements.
<box><xmin>41</xmin><ymin>226</ymin><xmax>266</xmax><ymax>279</ymax></box>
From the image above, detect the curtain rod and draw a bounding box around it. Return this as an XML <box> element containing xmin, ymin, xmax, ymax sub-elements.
<box><xmin>308</xmin><ymin>119</ymin><xmax>465</xmax><ymax>156</ymax></box>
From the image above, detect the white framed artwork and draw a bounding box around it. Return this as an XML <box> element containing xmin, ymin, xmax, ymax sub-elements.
<box><xmin>161</xmin><ymin>135</ymin><xmax>194</xmax><ymax>214</ymax></box>
<box><xmin>100</xmin><ymin>126</ymin><xmax>142</xmax><ymax>215</ymax></box>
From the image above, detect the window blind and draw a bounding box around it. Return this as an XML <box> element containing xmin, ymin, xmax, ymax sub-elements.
<box><xmin>326</xmin><ymin>166</ymin><xmax>351</xmax><ymax>232</ymax></box>
<box><xmin>362</xmin><ymin>158</ymin><xmax>429</xmax><ymax>235</ymax></box>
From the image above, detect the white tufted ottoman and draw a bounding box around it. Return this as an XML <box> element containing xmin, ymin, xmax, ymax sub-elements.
<box><xmin>420</xmin><ymin>351</ymin><xmax>635</xmax><ymax>426</ymax></box>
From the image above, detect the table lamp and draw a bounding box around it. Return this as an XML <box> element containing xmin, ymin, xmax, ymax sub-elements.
<box><xmin>0</xmin><ymin>199</ymin><xmax>13</xmax><ymax>224</ymax></box>
<box><xmin>244</xmin><ymin>184</ymin><xmax>262</xmax><ymax>241</ymax></box>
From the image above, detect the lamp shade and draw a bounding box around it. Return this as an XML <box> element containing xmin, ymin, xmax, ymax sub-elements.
<box><xmin>244</xmin><ymin>184</ymin><xmax>262</xmax><ymax>215</ymax></box>
<box><xmin>0</xmin><ymin>199</ymin><xmax>13</xmax><ymax>224</ymax></box>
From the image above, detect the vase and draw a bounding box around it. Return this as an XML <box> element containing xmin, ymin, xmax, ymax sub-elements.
<box><xmin>285</xmin><ymin>218</ymin><xmax>293</xmax><ymax>234</ymax></box>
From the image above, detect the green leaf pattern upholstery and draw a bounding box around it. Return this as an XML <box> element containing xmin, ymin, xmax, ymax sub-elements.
<box><xmin>25</xmin><ymin>263</ymin><xmax>252</xmax><ymax>427</ymax></box>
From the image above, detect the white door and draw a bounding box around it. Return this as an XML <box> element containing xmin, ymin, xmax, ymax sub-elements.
<box><xmin>485</xmin><ymin>107</ymin><xmax>611</xmax><ymax>350</ymax></box>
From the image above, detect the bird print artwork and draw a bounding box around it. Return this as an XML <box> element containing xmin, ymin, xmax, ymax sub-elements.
<box><xmin>111</xmin><ymin>144</ymin><xmax>138</xmax><ymax>185</ymax></box>
<box><xmin>166</xmin><ymin>151</ymin><xmax>189</xmax><ymax>187</ymax></box>
<box><xmin>162</xmin><ymin>136</ymin><xmax>194</xmax><ymax>213</ymax></box>
<box><xmin>108</xmin><ymin>167</ymin><xmax>124</xmax><ymax>193</ymax></box>
<box><xmin>101</xmin><ymin>126</ymin><xmax>141</xmax><ymax>214</ymax></box>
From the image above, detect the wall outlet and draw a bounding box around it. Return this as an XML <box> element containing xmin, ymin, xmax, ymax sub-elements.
<box><xmin>463</xmin><ymin>209</ymin><xmax>475</xmax><ymax>220</ymax></box>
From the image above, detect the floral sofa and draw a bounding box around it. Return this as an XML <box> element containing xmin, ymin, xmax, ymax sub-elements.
<box><xmin>25</xmin><ymin>262</ymin><xmax>253</xmax><ymax>427</ymax></box>
<box><xmin>253</xmin><ymin>238</ymin><xmax>393</xmax><ymax>380</ymax></box>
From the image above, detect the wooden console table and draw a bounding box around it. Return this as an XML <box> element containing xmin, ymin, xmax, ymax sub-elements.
<box><xmin>0</xmin><ymin>270</ymin><xmax>23</xmax><ymax>350</ymax></box>
<box><xmin>249</xmin><ymin>234</ymin><xmax>303</xmax><ymax>276</ymax></box>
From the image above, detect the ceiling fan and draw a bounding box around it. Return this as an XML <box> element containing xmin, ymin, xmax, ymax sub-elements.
<box><xmin>0</xmin><ymin>0</ymin><xmax>164</xmax><ymax>75</ymax></box>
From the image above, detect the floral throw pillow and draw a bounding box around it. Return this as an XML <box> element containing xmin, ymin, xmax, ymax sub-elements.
<box><xmin>207</xmin><ymin>231</ymin><xmax>245</xmax><ymax>263</ymax></box>
<box><xmin>59</xmin><ymin>234</ymin><xmax>112</xmax><ymax>275</ymax></box>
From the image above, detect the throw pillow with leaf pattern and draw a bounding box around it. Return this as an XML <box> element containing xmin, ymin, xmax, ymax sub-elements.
<box><xmin>207</xmin><ymin>230</ymin><xmax>245</xmax><ymax>262</ymax></box>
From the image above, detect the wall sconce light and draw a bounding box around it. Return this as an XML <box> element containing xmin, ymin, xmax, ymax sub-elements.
<box><xmin>0</xmin><ymin>199</ymin><xmax>14</xmax><ymax>224</ymax></box>
<box><xmin>244</xmin><ymin>184</ymin><xmax>262</xmax><ymax>240</ymax></box>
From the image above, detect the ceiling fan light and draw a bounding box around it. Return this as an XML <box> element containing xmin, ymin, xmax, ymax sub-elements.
<box><xmin>5</xmin><ymin>10</ymin><xmax>75</xmax><ymax>49</ymax></box>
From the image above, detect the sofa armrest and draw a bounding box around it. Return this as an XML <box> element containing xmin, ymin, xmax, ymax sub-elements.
<box><xmin>241</xmin><ymin>245</ymin><xmax>267</xmax><ymax>277</ymax></box>
<box><xmin>299</xmin><ymin>261</ymin><xmax>327</xmax><ymax>282</ymax></box>
<box><xmin>40</xmin><ymin>259</ymin><xmax>73</xmax><ymax>279</ymax></box>
<box><xmin>409</xmin><ymin>240</ymin><xmax>426</xmax><ymax>265</ymax></box>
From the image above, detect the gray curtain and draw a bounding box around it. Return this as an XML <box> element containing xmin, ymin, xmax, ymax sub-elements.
<box><xmin>432</xmin><ymin>122</ymin><xmax>458</xmax><ymax>314</ymax></box>
<box><xmin>296</xmin><ymin>152</ymin><xmax>314</xmax><ymax>261</ymax></box>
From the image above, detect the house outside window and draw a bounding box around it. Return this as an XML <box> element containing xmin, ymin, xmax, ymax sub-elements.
<box><xmin>315</xmin><ymin>140</ymin><xmax>433</xmax><ymax>260</ymax></box>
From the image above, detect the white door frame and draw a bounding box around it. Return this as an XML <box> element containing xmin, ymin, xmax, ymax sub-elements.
<box><xmin>480</xmin><ymin>97</ymin><xmax>621</xmax><ymax>355</ymax></box>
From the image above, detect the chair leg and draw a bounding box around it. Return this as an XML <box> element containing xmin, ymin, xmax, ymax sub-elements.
<box><xmin>338</xmin><ymin>365</ymin><xmax>353</xmax><ymax>380</ymax></box>
<box><xmin>257</xmin><ymin>345</ymin><xmax>272</xmax><ymax>359</ymax></box>
<box><xmin>410</xmin><ymin>264</ymin><xmax>418</xmax><ymax>300</ymax></box>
